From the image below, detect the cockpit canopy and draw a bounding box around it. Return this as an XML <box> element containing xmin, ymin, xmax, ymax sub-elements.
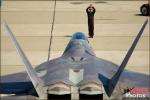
<box><xmin>71</xmin><ymin>32</ymin><xmax>88</xmax><ymax>41</ymax></box>
<box><xmin>63</xmin><ymin>32</ymin><xmax>95</xmax><ymax>56</ymax></box>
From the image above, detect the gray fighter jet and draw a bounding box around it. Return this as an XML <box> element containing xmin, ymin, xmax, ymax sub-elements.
<box><xmin>0</xmin><ymin>19</ymin><xmax>149</xmax><ymax>100</ymax></box>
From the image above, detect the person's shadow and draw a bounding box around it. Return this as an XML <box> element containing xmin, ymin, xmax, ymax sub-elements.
<box><xmin>64</xmin><ymin>35</ymin><xmax>72</xmax><ymax>37</ymax></box>
<box><xmin>135</xmin><ymin>14</ymin><xmax>143</xmax><ymax>16</ymax></box>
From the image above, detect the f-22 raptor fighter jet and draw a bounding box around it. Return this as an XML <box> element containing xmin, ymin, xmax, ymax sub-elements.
<box><xmin>0</xmin><ymin>19</ymin><xmax>149</xmax><ymax>100</ymax></box>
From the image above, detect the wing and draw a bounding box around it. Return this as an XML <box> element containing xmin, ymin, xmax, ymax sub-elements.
<box><xmin>0</xmin><ymin>82</ymin><xmax>36</xmax><ymax>96</ymax></box>
<box><xmin>119</xmin><ymin>71</ymin><xmax>149</xmax><ymax>88</ymax></box>
<box><xmin>112</xmin><ymin>71</ymin><xmax>149</xmax><ymax>98</ymax></box>
<box><xmin>1</xmin><ymin>95</ymin><xmax>37</xmax><ymax>100</ymax></box>
<box><xmin>0</xmin><ymin>72</ymin><xmax>37</xmax><ymax>96</ymax></box>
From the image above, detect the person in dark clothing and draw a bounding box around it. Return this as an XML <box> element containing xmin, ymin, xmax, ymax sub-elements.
<box><xmin>86</xmin><ymin>4</ymin><xmax>96</xmax><ymax>38</ymax></box>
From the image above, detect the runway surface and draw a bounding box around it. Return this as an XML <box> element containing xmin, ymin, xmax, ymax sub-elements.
<box><xmin>1</xmin><ymin>0</ymin><xmax>149</xmax><ymax>77</ymax></box>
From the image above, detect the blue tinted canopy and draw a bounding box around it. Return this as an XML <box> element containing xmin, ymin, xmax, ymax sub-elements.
<box><xmin>71</xmin><ymin>32</ymin><xmax>88</xmax><ymax>41</ymax></box>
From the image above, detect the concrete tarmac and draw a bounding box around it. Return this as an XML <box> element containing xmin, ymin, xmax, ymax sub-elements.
<box><xmin>1</xmin><ymin>0</ymin><xmax>149</xmax><ymax>76</ymax></box>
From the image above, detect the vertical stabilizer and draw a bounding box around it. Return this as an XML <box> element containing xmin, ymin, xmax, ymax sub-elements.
<box><xmin>3</xmin><ymin>21</ymin><xmax>46</xmax><ymax>98</ymax></box>
<box><xmin>99</xmin><ymin>19</ymin><xmax>148</xmax><ymax>97</ymax></box>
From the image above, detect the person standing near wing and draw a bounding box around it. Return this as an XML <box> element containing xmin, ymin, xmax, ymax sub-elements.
<box><xmin>86</xmin><ymin>4</ymin><xmax>96</xmax><ymax>38</ymax></box>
